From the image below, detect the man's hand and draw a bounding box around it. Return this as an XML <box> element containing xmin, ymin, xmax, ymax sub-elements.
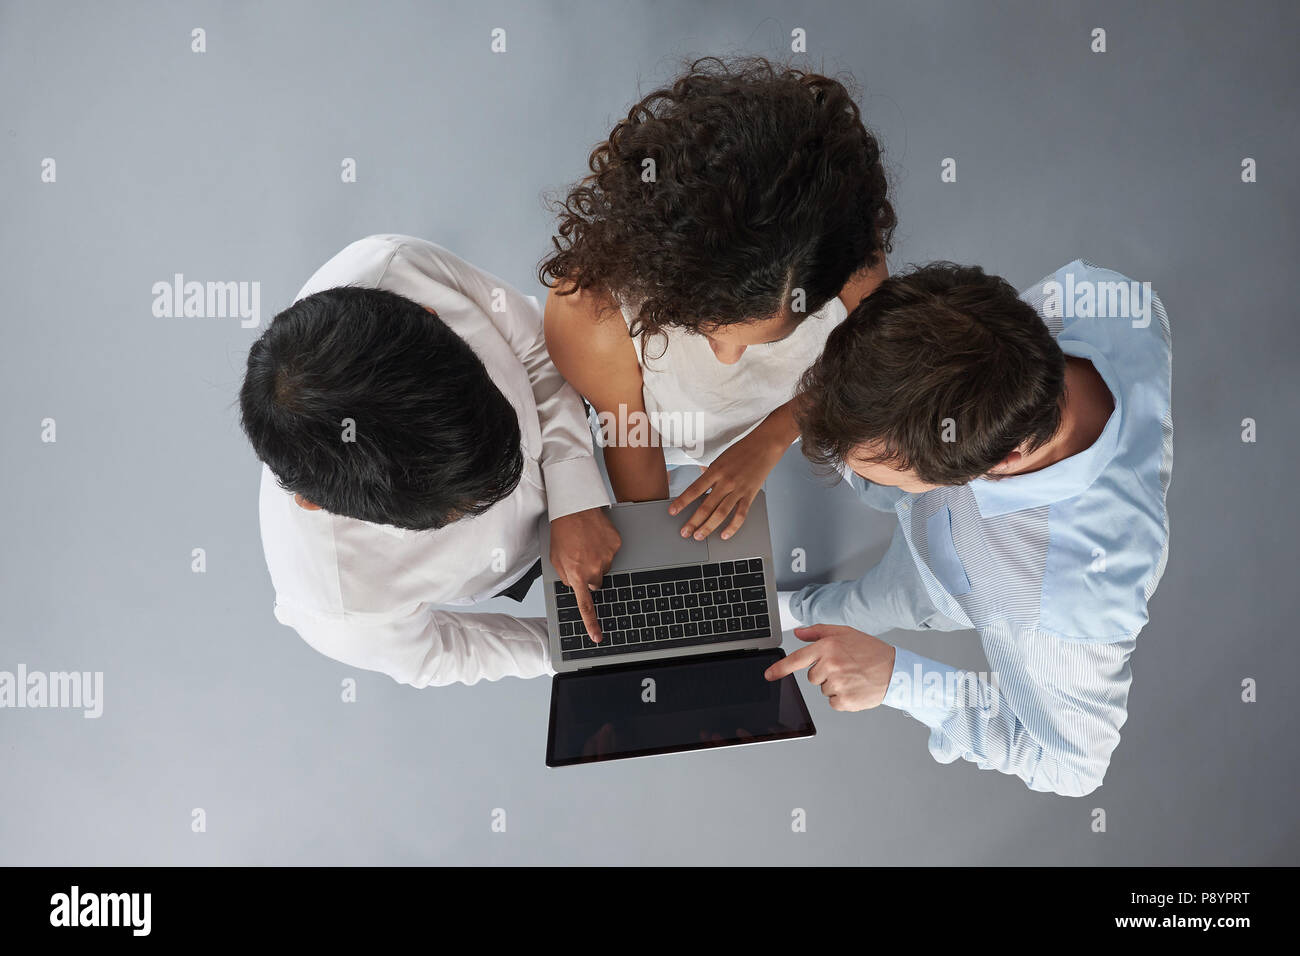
<box><xmin>763</xmin><ymin>624</ymin><xmax>897</xmax><ymax>711</ymax></box>
<box><xmin>549</xmin><ymin>508</ymin><xmax>622</xmax><ymax>643</ymax></box>
<box><xmin>668</xmin><ymin>405</ymin><xmax>795</xmax><ymax>540</ymax></box>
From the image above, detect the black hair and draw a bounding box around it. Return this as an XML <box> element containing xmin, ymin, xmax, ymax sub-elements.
<box><xmin>240</xmin><ymin>286</ymin><xmax>524</xmax><ymax>529</ymax></box>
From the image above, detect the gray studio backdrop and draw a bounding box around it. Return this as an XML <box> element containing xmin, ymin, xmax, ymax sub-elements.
<box><xmin>1</xmin><ymin>0</ymin><xmax>1297</xmax><ymax>865</ymax></box>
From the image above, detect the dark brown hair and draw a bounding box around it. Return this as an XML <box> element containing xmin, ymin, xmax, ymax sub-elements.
<box><xmin>796</xmin><ymin>263</ymin><xmax>1066</xmax><ymax>486</ymax></box>
<box><xmin>539</xmin><ymin>56</ymin><xmax>895</xmax><ymax>337</ymax></box>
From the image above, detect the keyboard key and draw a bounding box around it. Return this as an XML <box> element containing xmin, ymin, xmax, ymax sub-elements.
<box><xmin>719</xmin><ymin>561</ymin><xmax>734</xmax><ymax>576</ymax></box>
<box><xmin>689</xmin><ymin>578</ymin><xmax>704</xmax><ymax>593</ymax></box>
<box><xmin>684</xmin><ymin>622</ymin><xmax>698</xmax><ymax>637</ymax></box>
<box><xmin>558</xmin><ymin>607</ymin><xmax>582</xmax><ymax>623</ymax></box>
<box><xmin>560</xmin><ymin>621</ymin><xmax>575</xmax><ymax>636</ymax></box>
<box><xmin>612</xmin><ymin>602</ymin><xmax>626</xmax><ymax>616</ymax></box>
<box><xmin>618</xmin><ymin>587</ymin><xmax>632</xmax><ymax>601</ymax></box>
<box><xmin>646</xmin><ymin>612</ymin><xmax>660</xmax><ymax>626</ymax></box>
<box><xmin>556</xmin><ymin>592</ymin><xmax>577</xmax><ymax>608</ymax></box>
<box><xmin>703</xmin><ymin>605</ymin><xmax>717</xmax><ymax>620</ymax></box>
<box><xmin>560</xmin><ymin>636</ymin><xmax>580</xmax><ymax>650</ymax></box>
<box><xmin>756</xmin><ymin>614</ymin><xmax>769</xmax><ymax>628</ymax></box>
<box><xmin>718</xmin><ymin>605</ymin><xmax>732</xmax><ymax>618</ymax></box>
<box><xmin>674</xmin><ymin>609</ymin><xmax>690</xmax><ymax>624</ymax></box>
<box><xmin>655</xmin><ymin>597</ymin><xmax>671</xmax><ymax>612</ymax></box>
<box><xmin>610</xmin><ymin>632</ymin><xmax>626</xmax><ymax>645</ymax></box>
<box><xmin>632</xmin><ymin>585</ymin><xmax>647</xmax><ymax>600</ymax></box>
<box><xmin>555</xmin><ymin>581</ymin><xmax>573</xmax><ymax>594</ymax></box>
<box><xmin>622</xmin><ymin>629</ymin><xmax>638</xmax><ymax>644</ymax></box>
<box><xmin>704</xmin><ymin>577</ymin><xmax>719</xmax><ymax>591</ymax></box>
<box><xmin>661</xmin><ymin>582</ymin><xmax>675</xmax><ymax>596</ymax></box>
<box><xmin>612</xmin><ymin>574</ymin><xmax>630</xmax><ymax>588</ymax></box>
<box><xmin>728</xmin><ymin>590</ymin><xmax>742</xmax><ymax>604</ymax></box>
<box><xmin>688</xmin><ymin>607</ymin><xmax>703</xmax><ymax>622</ymax></box>
<box><xmin>646</xmin><ymin>584</ymin><xmax>660</xmax><ymax>598</ymax></box>
<box><xmin>742</xmin><ymin>616</ymin><xmax>756</xmax><ymax>629</ymax></box>
<box><xmin>655</xmin><ymin>626</ymin><xmax>669</xmax><ymax>641</ymax></box>
<box><xmin>632</xmin><ymin>614</ymin><xmax>646</xmax><ymax>628</ymax></box>
<box><xmin>733</xmin><ymin>573</ymin><xmax>764</xmax><ymax>588</ymax></box>
<box><xmin>617</xmin><ymin>616</ymin><xmax>632</xmax><ymax>630</ymax></box>
<box><xmin>562</xmin><ymin>629</ymin><xmax>771</xmax><ymax>660</ymax></box>
<box><xmin>670</xmin><ymin>595</ymin><xmax>684</xmax><ymax>610</ymax></box>
<box><xmin>747</xmin><ymin>601</ymin><xmax>766</xmax><ymax>615</ymax></box>
<box><xmin>670</xmin><ymin>624</ymin><xmax>684</xmax><ymax>639</ymax></box>
<box><xmin>698</xmin><ymin>620</ymin><xmax>712</xmax><ymax>635</ymax></box>
<box><xmin>684</xmin><ymin>593</ymin><xmax>699</xmax><ymax>608</ymax></box>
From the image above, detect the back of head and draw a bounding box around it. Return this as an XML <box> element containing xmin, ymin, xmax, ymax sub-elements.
<box><xmin>797</xmin><ymin>264</ymin><xmax>1066</xmax><ymax>486</ymax></box>
<box><xmin>540</xmin><ymin>55</ymin><xmax>896</xmax><ymax>334</ymax></box>
<box><xmin>239</xmin><ymin>286</ymin><xmax>524</xmax><ymax>530</ymax></box>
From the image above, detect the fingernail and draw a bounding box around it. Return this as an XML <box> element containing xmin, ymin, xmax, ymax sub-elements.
<box><xmin>694</xmin><ymin>532</ymin><xmax>704</xmax><ymax>540</ymax></box>
<box><xmin>721</xmin><ymin>532</ymin><xmax>731</xmax><ymax>540</ymax></box>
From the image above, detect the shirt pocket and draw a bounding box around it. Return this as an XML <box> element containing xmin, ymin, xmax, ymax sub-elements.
<box><xmin>925</xmin><ymin>505</ymin><xmax>971</xmax><ymax>597</ymax></box>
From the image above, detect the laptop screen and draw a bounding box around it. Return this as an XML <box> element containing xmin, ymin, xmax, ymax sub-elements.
<box><xmin>546</xmin><ymin>648</ymin><xmax>815</xmax><ymax>766</ymax></box>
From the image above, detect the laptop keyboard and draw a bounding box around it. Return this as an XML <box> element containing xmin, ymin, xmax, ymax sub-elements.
<box><xmin>554</xmin><ymin>558</ymin><xmax>772</xmax><ymax>661</ymax></box>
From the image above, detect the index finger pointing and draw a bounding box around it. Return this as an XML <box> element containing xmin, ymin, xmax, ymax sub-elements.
<box><xmin>764</xmin><ymin>644</ymin><xmax>819</xmax><ymax>682</ymax></box>
<box><xmin>574</xmin><ymin>584</ymin><xmax>602</xmax><ymax>644</ymax></box>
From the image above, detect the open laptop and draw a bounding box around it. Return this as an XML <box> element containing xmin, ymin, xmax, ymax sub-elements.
<box><xmin>539</xmin><ymin>490</ymin><xmax>815</xmax><ymax>766</ymax></box>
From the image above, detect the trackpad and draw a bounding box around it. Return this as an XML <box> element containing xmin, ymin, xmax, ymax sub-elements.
<box><xmin>606</xmin><ymin>502</ymin><xmax>709</xmax><ymax>571</ymax></box>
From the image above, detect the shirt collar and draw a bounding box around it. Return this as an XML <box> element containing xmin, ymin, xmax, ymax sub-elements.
<box><xmin>969</xmin><ymin>338</ymin><xmax>1123</xmax><ymax>517</ymax></box>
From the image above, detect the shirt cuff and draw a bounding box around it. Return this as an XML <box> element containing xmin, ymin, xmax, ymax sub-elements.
<box><xmin>882</xmin><ymin>646</ymin><xmax>961</xmax><ymax>729</ymax></box>
<box><xmin>542</xmin><ymin>455</ymin><xmax>611</xmax><ymax>522</ymax></box>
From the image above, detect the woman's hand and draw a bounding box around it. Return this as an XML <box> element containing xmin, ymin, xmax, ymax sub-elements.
<box><xmin>668</xmin><ymin>402</ymin><xmax>798</xmax><ymax>540</ymax></box>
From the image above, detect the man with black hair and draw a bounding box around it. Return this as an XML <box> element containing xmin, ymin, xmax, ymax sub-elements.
<box><xmin>770</xmin><ymin>260</ymin><xmax>1172</xmax><ymax>796</ymax></box>
<box><xmin>240</xmin><ymin>235</ymin><xmax>619</xmax><ymax>686</ymax></box>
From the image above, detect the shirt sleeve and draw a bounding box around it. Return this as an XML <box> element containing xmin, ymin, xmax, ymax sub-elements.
<box><xmin>387</xmin><ymin>238</ymin><xmax>609</xmax><ymax>521</ymax></box>
<box><xmin>882</xmin><ymin>627</ymin><xmax>1135</xmax><ymax>797</ymax></box>
<box><xmin>274</xmin><ymin>601</ymin><xmax>556</xmax><ymax>687</ymax></box>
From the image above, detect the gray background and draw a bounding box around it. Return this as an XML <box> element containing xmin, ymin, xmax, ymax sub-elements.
<box><xmin>2</xmin><ymin>0</ymin><xmax>1297</xmax><ymax>865</ymax></box>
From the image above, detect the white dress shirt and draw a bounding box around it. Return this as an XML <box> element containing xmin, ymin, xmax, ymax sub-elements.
<box><xmin>257</xmin><ymin>235</ymin><xmax>609</xmax><ymax>686</ymax></box>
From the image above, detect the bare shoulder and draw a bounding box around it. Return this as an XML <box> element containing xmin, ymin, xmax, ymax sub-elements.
<box><xmin>543</xmin><ymin>283</ymin><xmax>641</xmax><ymax>398</ymax></box>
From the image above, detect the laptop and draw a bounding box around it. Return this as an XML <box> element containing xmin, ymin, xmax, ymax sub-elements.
<box><xmin>539</xmin><ymin>489</ymin><xmax>816</xmax><ymax>766</ymax></box>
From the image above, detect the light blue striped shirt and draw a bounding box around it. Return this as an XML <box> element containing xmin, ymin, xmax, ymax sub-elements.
<box><xmin>796</xmin><ymin>260</ymin><xmax>1172</xmax><ymax>796</ymax></box>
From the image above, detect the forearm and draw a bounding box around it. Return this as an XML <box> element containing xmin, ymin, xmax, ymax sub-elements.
<box><xmin>277</xmin><ymin>603</ymin><xmax>554</xmax><ymax>688</ymax></box>
<box><xmin>885</xmin><ymin>634</ymin><xmax>1133</xmax><ymax>797</ymax></box>
<box><xmin>757</xmin><ymin>400</ymin><xmax>801</xmax><ymax>447</ymax></box>
<box><xmin>603</xmin><ymin>441</ymin><xmax>670</xmax><ymax>503</ymax></box>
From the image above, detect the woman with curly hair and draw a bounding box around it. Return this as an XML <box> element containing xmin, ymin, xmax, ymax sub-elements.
<box><xmin>542</xmin><ymin>56</ymin><xmax>896</xmax><ymax>541</ymax></box>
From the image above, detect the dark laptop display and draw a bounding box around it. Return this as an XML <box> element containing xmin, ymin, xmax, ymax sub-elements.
<box><xmin>546</xmin><ymin>648</ymin><xmax>816</xmax><ymax>766</ymax></box>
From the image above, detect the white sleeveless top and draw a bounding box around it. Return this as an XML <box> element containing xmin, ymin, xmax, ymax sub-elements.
<box><xmin>619</xmin><ymin>295</ymin><xmax>849</xmax><ymax>466</ymax></box>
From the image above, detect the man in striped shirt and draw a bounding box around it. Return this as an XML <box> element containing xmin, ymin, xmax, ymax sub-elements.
<box><xmin>770</xmin><ymin>260</ymin><xmax>1171</xmax><ymax>797</ymax></box>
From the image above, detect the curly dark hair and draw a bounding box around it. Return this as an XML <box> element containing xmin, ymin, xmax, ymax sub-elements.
<box><xmin>539</xmin><ymin>56</ymin><xmax>896</xmax><ymax>336</ymax></box>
